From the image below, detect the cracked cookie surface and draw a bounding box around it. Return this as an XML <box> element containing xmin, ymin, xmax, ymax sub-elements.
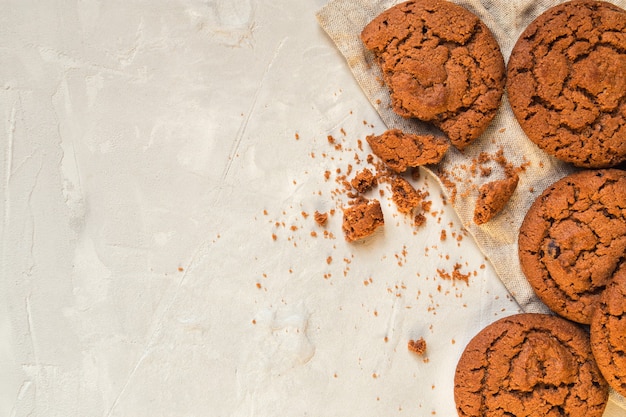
<box><xmin>507</xmin><ymin>0</ymin><xmax>626</xmax><ymax>168</ymax></box>
<box><xmin>455</xmin><ymin>313</ymin><xmax>608</xmax><ymax>417</ymax></box>
<box><xmin>518</xmin><ymin>169</ymin><xmax>626</xmax><ymax>324</ymax></box>
<box><xmin>361</xmin><ymin>0</ymin><xmax>505</xmax><ymax>150</ymax></box>
<box><xmin>591</xmin><ymin>263</ymin><xmax>626</xmax><ymax>397</ymax></box>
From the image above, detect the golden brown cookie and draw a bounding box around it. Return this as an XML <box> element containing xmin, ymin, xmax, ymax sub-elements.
<box><xmin>591</xmin><ymin>263</ymin><xmax>626</xmax><ymax>397</ymax></box>
<box><xmin>361</xmin><ymin>0</ymin><xmax>505</xmax><ymax>150</ymax></box>
<box><xmin>518</xmin><ymin>169</ymin><xmax>626</xmax><ymax>324</ymax></box>
<box><xmin>507</xmin><ymin>0</ymin><xmax>626</xmax><ymax>168</ymax></box>
<box><xmin>455</xmin><ymin>313</ymin><xmax>609</xmax><ymax>417</ymax></box>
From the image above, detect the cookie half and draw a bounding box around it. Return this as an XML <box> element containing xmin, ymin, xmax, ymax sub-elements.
<box><xmin>518</xmin><ymin>169</ymin><xmax>626</xmax><ymax>324</ymax></box>
<box><xmin>361</xmin><ymin>0</ymin><xmax>505</xmax><ymax>150</ymax></box>
<box><xmin>507</xmin><ymin>0</ymin><xmax>626</xmax><ymax>168</ymax></box>
<box><xmin>591</xmin><ymin>263</ymin><xmax>626</xmax><ymax>397</ymax></box>
<box><xmin>455</xmin><ymin>313</ymin><xmax>608</xmax><ymax>417</ymax></box>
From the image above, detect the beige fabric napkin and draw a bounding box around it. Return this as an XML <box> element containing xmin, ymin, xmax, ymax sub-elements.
<box><xmin>317</xmin><ymin>0</ymin><xmax>626</xmax><ymax>411</ymax></box>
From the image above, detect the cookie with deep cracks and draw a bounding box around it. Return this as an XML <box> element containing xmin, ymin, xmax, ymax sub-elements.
<box><xmin>507</xmin><ymin>0</ymin><xmax>626</xmax><ymax>168</ymax></box>
<box><xmin>518</xmin><ymin>169</ymin><xmax>626</xmax><ymax>324</ymax></box>
<box><xmin>361</xmin><ymin>0</ymin><xmax>505</xmax><ymax>150</ymax></box>
<box><xmin>455</xmin><ymin>313</ymin><xmax>608</xmax><ymax>417</ymax></box>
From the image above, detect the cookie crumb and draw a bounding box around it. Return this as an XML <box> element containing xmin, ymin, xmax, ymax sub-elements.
<box><xmin>314</xmin><ymin>211</ymin><xmax>329</xmax><ymax>227</ymax></box>
<box><xmin>341</xmin><ymin>199</ymin><xmax>384</xmax><ymax>242</ymax></box>
<box><xmin>391</xmin><ymin>177</ymin><xmax>425</xmax><ymax>214</ymax></box>
<box><xmin>350</xmin><ymin>168</ymin><xmax>377</xmax><ymax>193</ymax></box>
<box><xmin>414</xmin><ymin>213</ymin><xmax>427</xmax><ymax>228</ymax></box>
<box><xmin>408</xmin><ymin>337</ymin><xmax>427</xmax><ymax>355</ymax></box>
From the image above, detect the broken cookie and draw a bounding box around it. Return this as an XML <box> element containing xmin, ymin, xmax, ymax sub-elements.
<box><xmin>342</xmin><ymin>199</ymin><xmax>384</xmax><ymax>242</ymax></box>
<box><xmin>366</xmin><ymin>129</ymin><xmax>449</xmax><ymax>173</ymax></box>
<box><xmin>473</xmin><ymin>173</ymin><xmax>519</xmax><ymax>225</ymax></box>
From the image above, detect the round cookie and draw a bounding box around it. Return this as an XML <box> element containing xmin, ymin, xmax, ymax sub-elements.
<box><xmin>518</xmin><ymin>169</ymin><xmax>626</xmax><ymax>324</ymax></box>
<box><xmin>454</xmin><ymin>313</ymin><xmax>608</xmax><ymax>417</ymax></box>
<box><xmin>361</xmin><ymin>0</ymin><xmax>505</xmax><ymax>150</ymax></box>
<box><xmin>507</xmin><ymin>0</ymin><xmax>626</xmax><ymax>168</ymax></box>
<box><xmin>591</xmin><ymin>263</ymin><xmax>626</xmax><ymax>397</ymax></box>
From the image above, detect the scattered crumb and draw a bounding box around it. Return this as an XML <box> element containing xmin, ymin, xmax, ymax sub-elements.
<box><xmin>437</xmin><ymin>172</ymin><xmax>458</xmax><ymax>204</ymax></box>
<box><xmin>408</xmin><ymin>338</ymin><xmax>427</xmax><ymax>355</ymax></box>
<box><xmin>437</xmin><ymin>263</ymin><xmax>471</xmax><ymax>284</ymax></box>
<box><xmin>341</xmin><ymin>199</ymin><xmax>384</xmax><ymax>242</ymax></box>
<box><xmin>314</xmin><ymin>211</ymin><xmax>329</xmax><ymax>227</ymax></box>
<box><xmin>350</xmin><ymin>168</ymin><xmax>377</xmax><ymax>193</ymax></box>
<box><xmin>414</xmin><ymin>213</ymin><xmax>427</xmax><ymax>228</ymax></box>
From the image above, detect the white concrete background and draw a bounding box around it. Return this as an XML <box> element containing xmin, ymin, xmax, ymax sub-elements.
<box><xmin>3</xmin><ymin>1</ymin><xmax>617</xmax><ymax>416</ymax></box>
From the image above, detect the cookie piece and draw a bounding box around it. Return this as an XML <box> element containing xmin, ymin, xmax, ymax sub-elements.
<box><xmin>342</xmin><ymin>199</ymin><xmax>384</xmax><ymax>242</ymax></box>
<box><xmin>518</xmin><ymin>169</ymin><xmax>626</xmax><ymax>324</ymax></box>
<box><xmin>455</xmin><ymin>313</ymin><xmax>608</xmax><ymax>417</ymax></box>
<box><xmin>507</xmin><ymin>0</ymin><xmax>626</xmax><ymax>168</ymax></box>
<box><xmin>314</xmin><ymin>211</ymin><xmax>328</xmax><ymax>227</ymax></box>
<box><xmin>350</xmin><ymin>168</ymin><xmax>377</xmax><ymax>193</ymax></box>
<box><xmin>473</xmin><ymin>173</ymin><xmax>519</xmax><ymax>225</ymax></box>
<box><xmin>391</xmin><ymin>176</ymin><xmax>425</xmax><ymax>214</ymax></box>
<box><xmin>591</xmin><ymin>263</ymin><xmax>626</xmax><ymax>397</ymax></box>
<box><xmin>361</xmin><ymin>0</ymin><xmax>505</xmax><ymax>149</ymax></box>
<box><xmin>407</xmin><ymin>338</ymin><xmax>427</xmax><ymax>355</ymax></box>
<box><xmin>366</xmin><ymin>129</ymin><xmax>448</xmax><ymax>173</ymax></box>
